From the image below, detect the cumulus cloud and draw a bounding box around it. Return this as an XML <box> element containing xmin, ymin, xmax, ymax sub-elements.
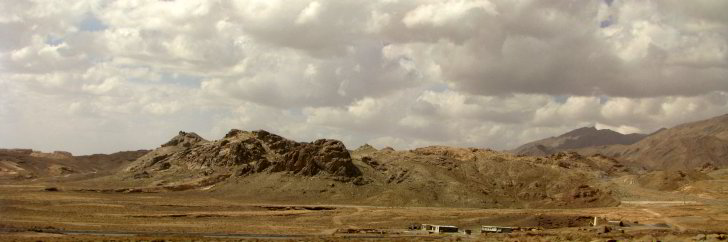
<box><xmin>391</xmin><ymin>0</ymin><xmax>728</xmax><ymax>97</ymax></box>
<box><xmin>1</xmin><ymin>0</ymin><xmax>727</xmax><ymax>154</ymax></box>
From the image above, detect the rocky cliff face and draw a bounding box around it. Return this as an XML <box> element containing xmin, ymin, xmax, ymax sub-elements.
<box><xmin>161</xmin><ymin>131</ymin><xmax>205</xmax><ymax>148</ymax></box>
<box><xmin>126</xmin><ymin>129</ymin><xmax>360</xmax><ymax>184</ymax></box>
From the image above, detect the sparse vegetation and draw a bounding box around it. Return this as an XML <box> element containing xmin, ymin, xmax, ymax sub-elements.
<box><xmin>2</xmin><ymin>115</ymin><xmax>728</xmax><ymax>240</ymax></box>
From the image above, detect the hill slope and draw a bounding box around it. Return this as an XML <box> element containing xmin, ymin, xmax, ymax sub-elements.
<box><xmin>576</xmin><ymin>113</ymin><xmax>728</xmax><ymax>170</ymax></box>
<box><xmin>85</xmin><ymin>130</ymin><xmax>621</xmax><ymax>209</ymax></box>
<box><xmin>512</xmin><ymin>127</ymin><xmax>646</xmax><ymax>156</ymax></box>
<box><xmin>0</xmin><ymin>149</ymin><xmax>148</xmax><ymax>181</ymax></box>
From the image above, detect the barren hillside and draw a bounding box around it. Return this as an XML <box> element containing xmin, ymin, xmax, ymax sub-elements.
<box><xmin>575</xmin><ymin>113</ymin><xmax>728</xmax><ymax>170</ymax></box>
<box><xmin>0</xmin><ymin>149</ymin><xmax>148</xmax><ymax>181</ymax></box>
<box><xmin>512</xmin><ymin>127</ymin><xmax>646</xmax><ymax>156</ymax></box>
<box><xmin>75</xmin><ymin>129</ymin><xmax>624</xmax><ymax>209</ymax></box>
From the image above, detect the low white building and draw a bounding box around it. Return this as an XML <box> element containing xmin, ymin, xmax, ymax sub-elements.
<box><xmin>481</xmin><ymin>226</ymin><xmax>513</xmax><ymax>233</ymax></box>
<box><xmin>421</xmin><ymin>224</ymin><xmax>459</xmax><ymax>234</ymax></box>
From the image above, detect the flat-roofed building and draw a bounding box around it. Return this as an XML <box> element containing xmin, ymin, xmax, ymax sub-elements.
<box><xmin>421</xmin><ymin>224</ymin><xmax>459</xmax><ymax>234</ymax></box>
<box><xmin>481</xmin><ymin>226</ymin><xmax>513</xmax><ymax>233</ymax></box>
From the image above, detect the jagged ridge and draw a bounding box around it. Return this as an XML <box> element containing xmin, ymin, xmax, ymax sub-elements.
<box><xmin>127</xmin><ymin>129</ymin><xmax>361</xmax><ymax>181</ymax></box>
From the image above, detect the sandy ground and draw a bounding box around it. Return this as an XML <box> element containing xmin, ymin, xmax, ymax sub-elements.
<box><xmin>1</xmin><ymin>184</ymin><xmax>727</xmax><ymax>241</ymax></box>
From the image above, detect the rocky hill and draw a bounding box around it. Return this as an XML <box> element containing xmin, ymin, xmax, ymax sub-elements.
<box><xmin>575</xmin><ymin>113</ymin><xmax>728</xmax><ymax>170</ymax></box>
<box><xmin>343</xmin><ymin>146</ymin><xmax>621</xmax><ymax>208</ymax></box>
<box><xmin>512</xmin><ymin>127</ymin><xmax>647</xmax><ymax>156</ymax></box>
<box><xmin>84</xmin><ymin>129</ymin><xmax>623</xmax><ymax>209</ymax></box>
<box><xmin>122</xmin><ymin>129</ymin><xmax>361</xmax><ymax>189</ymax></box>
<box><xmin>636</xmin><ymin>170</ymin><xmax>712</xmax><ymax>191</ymax></box>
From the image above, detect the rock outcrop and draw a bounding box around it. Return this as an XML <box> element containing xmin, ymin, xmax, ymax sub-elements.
<box><xmin>127</xmin><ymin>129</ymin><xmax>361</xmax><ymax>182</ymax></box>
<box><xmin>161</xmin><ymin>131</ymin><xmax>205</xmax><ymax>148</ymax></box>
<box><xmin>354</xmin><ymin>144</ymin><xmax>377</xmax><ymax>153</ymax></box>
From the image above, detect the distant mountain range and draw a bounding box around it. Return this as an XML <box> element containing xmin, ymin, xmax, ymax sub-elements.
<box><xmin>513</xmin><ymin>113</ymin><xmax>728</xmax><ymax>170</ymax></box>
<box><xmin>574</xmin><ymin>114</ymin><xmax>728</xmax><ymax>170</ymax></box>
<box><xmin>512</xmin><ymin>127</ymin><xmax>647</xmax><ymax>156</ymax></box>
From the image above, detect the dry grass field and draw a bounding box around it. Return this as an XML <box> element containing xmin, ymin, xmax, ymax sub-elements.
<box><xmin>1</xmin><ymin>184</ymin><xmax>727</xmax><ymax>241</ymax></box>
<box><xmin>2</xmin><ymin>126</ymin><xmax>728</xmax><ymax>241</ymax></box>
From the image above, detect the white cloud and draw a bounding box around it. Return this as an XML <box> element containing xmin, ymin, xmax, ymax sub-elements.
<box><xmin>402</xmin><ymin>0</ymin><xmax>497</xmax><ymax>28</ymax></box>
<box><xmin>595</xmin><ymin>123</ymin><xmax>642</xmax><ymax>135</ymax></box>
<box><xmin>143</xmin><ymin>101</ymin><xmax>181</xmax><ymax>116</ymax></box>
<box><xmin>296</xmin><ymin>1</ymin><xmax>322</xmax><ymax>25</ymax></box>
<box><xmin>533</xmin><ymin>97</ymin><xmax>602</xmax><ymax>127</ymax></box>
<box><xmin>1</xmin><ymin>0</ymin><xmax>728</xmax><ymax>155</ymax></box>
<box><xmin>81</xmin><ymin>77</ymin><xmax>120</xmax><ymax>94</ymax></box>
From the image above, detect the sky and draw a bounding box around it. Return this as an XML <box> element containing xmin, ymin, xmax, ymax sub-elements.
<box><xmin>1</xmin><ymin>0</ymin><xmax>727</xmax><ymax>155</ymax></box>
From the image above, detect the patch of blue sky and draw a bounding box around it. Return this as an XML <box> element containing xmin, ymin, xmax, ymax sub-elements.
<box><xmin>87</xmin><ymin>56</ymin><xmax>111</xmax><ymax>65</ymax></box>
<box><xmin>45</xmin><ymin>35</ymin><xmax>64</xmax><ymax>46</ymax></box>
<box><xmin>79</xmin><ymin>13</ymin><xmax>107</xmax><ymax>32</ymax></box>
<box><xmin>600</xmin><ymin>16</ymin><xmax>614</xmax><ymax>28</ymax></box>
<box><xmin>161</xmin><ymin>72</ymin><xmax>203</xmax><ymax>87</ymax></box>
<box><xmin>600</xmin><ymin>0</ymin><xmax>616</xmax><ymax>28</ymax></box>
<box><xmin>599</xmin><ymin>95</ymin><xmax>609</xmax><ymax>104</ymax></box>
<box><xmin>553</xmin><ymin>95</ymin><xmax>569</xmax><ymax>104</ymax></box>
<box><xmin>285</xmin><ymin>108</ymin><xmax>305</xmax><ymax>117</ymax></box>
<box><xmin>428</xmin><ymin>82</ymin><xmax>449</xmax><ymax>92</ymax></box>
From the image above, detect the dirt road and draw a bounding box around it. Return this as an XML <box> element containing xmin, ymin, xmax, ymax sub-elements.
<box><xmin>642</xmin><ymin>208</ymin><xmax>687</xmax><ymax>231</ymax></box>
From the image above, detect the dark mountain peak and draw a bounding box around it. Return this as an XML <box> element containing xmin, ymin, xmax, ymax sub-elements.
<box><xmin>513</xmin><ymin>126</ymin><xmax>647</xmax><ymax>156</ymax></box>
<box><xmin>564</xmin><ymin>112</ymin><xmax>728</xmax><ymax>170</ymax></box>
<box><xmin>560</xmin><ymin>126</ymin><xmax>632</xmax><ymax>138</ymax></box>
<box><xmin>559</xmin><ymin>126</ymin><xmax>598</xmax><ymax>137</ymax></box>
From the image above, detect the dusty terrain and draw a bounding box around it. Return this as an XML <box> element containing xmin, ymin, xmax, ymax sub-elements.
<box><xmin>2</xmin><ymin>114</ymin><xmax>728</xmax><ymax>240</ymax></box>
<box><xmin>1</xmin><ymin>151</ymin><xmax>727</xmax><ymax>241</ymax></box>
<box><xmin>1</xmin><ymin>183</ymin><xmax>727</xmax><ymax>241</ymax></box>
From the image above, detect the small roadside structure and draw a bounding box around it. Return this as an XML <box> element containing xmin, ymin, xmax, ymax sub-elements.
<box><xmin>421</xmin><ymin>224</ymin><xmax>459</xmax><ymax>234</ymax></box>
<box><xmin>408</xmin><ymin>223</ymin><xmax>422</xmax><ymax>230</ymax></box>
<box><xmin>592</xmin><ymin>216</ymin><xmax>608</xmax><ymax>226</ymax></box>
<box><xmin>592</xmin><ymin>216</ymin><xmax>626</xmax><ymax>227</ymax></box>
<box><xmin>481</xmin><ymin>226</ymin><xmax>513</xmax><ymax>233</ymax></box>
